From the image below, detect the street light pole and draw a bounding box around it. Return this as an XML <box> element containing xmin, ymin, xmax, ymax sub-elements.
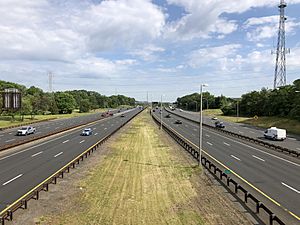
<box><xmin>199</xmin><ymin>84</ymin><xmax>208</xmax><ymax>167</ymax></box>
<box><xmin>236</xmin><ymin>101</ymin><xmax>239</xmax><ymax>122</ymax></box>
<box><xmin>160</xmin><ymin>94</ymin><xmax>163</xmax><ymax>130</ymax></box>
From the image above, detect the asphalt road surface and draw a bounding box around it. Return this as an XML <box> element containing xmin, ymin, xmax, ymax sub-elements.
<box><xmin>153</xmin><ymin>109</ymin><xmax>300</xmax><ymax>224</ymax></box>
<box><xmin>166</xmin><ymin>108</ymin><xmax>300</xmax><ymax>153</ymax></box>
<box><xmin>0</xmin><ymin>108</ymin><xmax>128</xmax><ymax>150</ymax></box>
<box><xmin>0</xmin><ymin>107</ymin><xmax>142</xmax><ymax>213</ymax></box>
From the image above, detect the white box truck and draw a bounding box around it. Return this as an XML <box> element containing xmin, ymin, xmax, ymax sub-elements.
<box><xmin>264</xmin><ymin>127</ymin><xmax>286</xmax><ymax>141</ymax></box>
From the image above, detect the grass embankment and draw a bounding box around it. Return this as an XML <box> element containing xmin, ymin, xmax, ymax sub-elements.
<box><xmin>0</xmin><ymin>108</ymin><xmax>107</xmax><ymax>129</ymax></box>
<box><xmin>203</xmin><ymin>109</ymin><xmax>300</xmax><ymax>135</ymax></box>
<box><xmin>42</xmin><ymin>110</ymin><xmax>251</xmax><ymax>225</ymax></box>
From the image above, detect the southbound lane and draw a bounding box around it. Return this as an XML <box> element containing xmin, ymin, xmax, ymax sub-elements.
<box><xmin>153</xmin><ymin>109</ymin><xmax>300</xmax><ymax>219</ymax></box>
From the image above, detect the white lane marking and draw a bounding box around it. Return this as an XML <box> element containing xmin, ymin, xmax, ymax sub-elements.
<box><xmin>252</xmin><ymin>155</ymin><xmax>265</xmax><ymax>162</ymax></box>
<box><xmin>3</xmin><ymin>174</ymin><xmax>23</xmax><ymax>186</ymax></box>
<box><xmin>288</xmin><ymin>137</ymin><xmax>297</xmax><ymax>141</ymax></box>
<box><xmin>223</xmin><ymin>142</ymin><xmax>230</xmax><ymax>146</ymax></box>
<box><xmin>104</xmin><ymin>128</ymin><xmax>107</xmax><ymax>130</ymax></box>
<box><xmin>55</xmin><ymin>127</ymin><xmax>60</xmax><ymax>129</ymax></box>
<box><xmin>204</xmin><ymin>128</ymin><xmax>300</xmax><ymax>167</ymax></box>
<box><xmin>231</xmin><ymin>155</ymin><xmax>241</xmax><ymax>161</ymax></box>
<box><xmin>250</xmin><ymin>131</ymin><xmax>255</xmax><ymax>134</ymax></box>
<box><xmin>281</xmin><ymin>182</ymin><xmax>300</xmax><ymax>194</ymax></box>
<box><xmin>94</xmin><ymin>133</ymin><xmax>98</xmax><ymax>136</ymax></box>
<box><xmin>5</xmin><ymin>139</ymin><xmax>15</xmax><ymax>143</ymax></box>
<box><xmin>8</xmin><ymin>133</ymin><xmax>12</xmax><ymax>135</ymax></box>
<box><xmin>206</xmin><ymin>142</ymin><xmax>213</xmax><ymax>146</ymax></box>
<box><xmin>31</xmin><ymin>151</ymin><xmax>43</xmax><ymax>157</ymax></box>
<box><xmin>54</xmin><ymin>152</ymin><xmax>63</xmax><ymax>158</ymax></box>
<box><xmin>205</xmin><ymin>134</ymin><xmax>210</xmax><ymax>137</ymax></box>
<box><xmin>297</xmin><ymin>148</ymin><xmax>300</xmax><ymax>151</ymax></box>
<box><xmin>79</xmin><ymin>140</ymin><xmax>85</xmax><ymax>144</ymax></box>
<box><xmin>62</xmin><ymin>140</ymin><xmax>69</xmax><ymax>144</ymax></box>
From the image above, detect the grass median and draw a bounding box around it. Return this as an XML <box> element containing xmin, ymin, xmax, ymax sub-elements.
<box><xmin>41</xmin><ymin>110</ymin><xmax>252</xmax><ymax>225</ymax></box>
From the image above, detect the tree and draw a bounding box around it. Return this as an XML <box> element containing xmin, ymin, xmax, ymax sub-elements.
<box><xmin>79</xmin><ymin>99</ymin><xmax>91</xmax><ymax>113</ymax></box>
<box><xmin>55</xmin><ymin>92</ymin><xmax>76</xmax><ymax>114</ymax></box>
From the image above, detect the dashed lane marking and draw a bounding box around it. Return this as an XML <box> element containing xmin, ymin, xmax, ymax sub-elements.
<box><xmin>252</xmin><ymin>155</ymin><xmax>265</xmax><ymax>162</ymax></box>
<box><xmin>231</xmin><ymin>155</ymin><xmax>241</xmax><ymax>161</ymax></box>
<box><xmin>281</xmin><ymin>182</ymin><xmax>300</xmax><ymax>194</ymax></box>
<box><xmin>54</xmin><ymin>152</ymin><xmax>63</xmax><ymax>158</ymax></box>
<box><xmin>3</xmin><ymin>174</ymin><xmax>23</xmax><ymax>186</ymax></box>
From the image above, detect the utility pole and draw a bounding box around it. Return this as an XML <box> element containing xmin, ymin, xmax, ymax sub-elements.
<box><xmin>48</xmin><ymin>71</ymin><xmax>53</xmax><ymax>93</ymax></box>
<box><xmin>273</xmin><ymin>0</ymin><xmax>289</xmax><ymax>89</ymax></box>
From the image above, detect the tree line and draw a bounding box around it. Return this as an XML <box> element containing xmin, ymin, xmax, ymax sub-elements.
<box><xmin>0</xmin><ymin>80</ymin><xmax>136</xmax><ymax>118</ymax></box>
<box><xmin>176</xmin><ymin>79</ymin><xmax>300</xmax><ymax>120</ymax></box>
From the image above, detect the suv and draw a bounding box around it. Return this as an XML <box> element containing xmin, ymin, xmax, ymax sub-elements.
<box><xmin>17</xmin><ymin>126</ymin><xmax>36</xmax><ymax>136</ymax></box>
<box><xmin>81</xmin><ymin>128</ymin><xmax>93</xmax><ymax>136</ymax></box>
<box><xmin>215</xmin><ymin>121</ymin><xmax>225</xmax><ymax>128</ymax></box>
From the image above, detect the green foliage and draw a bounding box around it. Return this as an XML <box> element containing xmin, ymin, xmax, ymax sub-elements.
<box><xmin>0</xmin><ymin>80</ymin><xmax>136</xmax><ymax>116</ymax></box>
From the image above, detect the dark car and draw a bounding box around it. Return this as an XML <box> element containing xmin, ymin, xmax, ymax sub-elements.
<box><xmin>165</xmin><ymin>114</ymin><xmax>171</xmax><ymax>118</ymax></box>
<box><xmin>175</xmin><ymin>120</ymin><xmax>182</xmax><ymax>124</ymax></box>
<box><xmin>121</xmin><ymin>114</ymin><xmax>125</xmax><ymax>117</ymax></box>
<box><xmin>152</xmin><ymin>109</ymin><xmax>155</xmax><ymax>112</ymax></box>
<box><xmin>215</xmin><ymin>121</ymin><xmax>225</xmax><ymax>128</ymax></box>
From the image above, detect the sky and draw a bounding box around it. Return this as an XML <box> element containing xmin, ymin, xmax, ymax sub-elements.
<box><xmin>0</xmin><ymin>0</ymin><xmax>300</xmax><ymax>102</ymax></box>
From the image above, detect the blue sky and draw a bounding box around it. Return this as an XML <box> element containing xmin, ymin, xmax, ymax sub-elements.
<box><xmin>0</xmin><ymin>0</ymin><xmax>300</xmax><ymax>102</ymax></box>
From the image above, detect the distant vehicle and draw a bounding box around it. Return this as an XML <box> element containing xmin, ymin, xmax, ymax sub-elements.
<box><xmin>165</xmin><ymin>114</ymin><xmax>171</xmax><ymax>118</ymax></box>
<box><xmin>118</xmin><ymin>109</ymin><xmax>121</xmax><ymax>113</ymax></box>
<box><xmin>121</xmin><ymin>114</ymin><xmax>125</xmax><ymax>117</ymax></box>
<box><xmin>215</xmin><ymin>121</ymin><xmax>225</xmax><ymax>128</ymax></box>
<box><xmin>16</xmin><ymin>126</ymin><xmax>36</xmax><ymax>136</ymax></box>
<box><xmin>175</xmin><ymin>120</ymin><xmax>182</xmax><ymax>124</ymax></box>
<box><xmin>81</xmin><ymin>128</ymin><xmax>93</xmax><ymax>136</ymax></box>
<box><xmin>156</xmin><ymin>106</ymin><xmax>159</xmax><ymax>109</ymax></box>
<box><xmin>264</xmin><ymin>127</ymin><xmax>286</xmax><ymax>141</ymax></box>
<box><xmin>152</xmin><ymin>109</ymin><xmax>155</xmax><ymax>112</ymax></box>
<box><xmin>211</xmin><ymin>117</ymin><xmax>218</xmax><ymax>120</ymax></box>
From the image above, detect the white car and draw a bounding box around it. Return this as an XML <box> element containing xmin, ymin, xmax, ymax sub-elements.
<box><xmin>16</xmin><ymin>126</ymin><xmax>36</xmax><ymax>136</ymax></box>
<box><xmin>81</xmin><ymin>128</ymin><xmax>93</xmax><ymax>136</ymax></box>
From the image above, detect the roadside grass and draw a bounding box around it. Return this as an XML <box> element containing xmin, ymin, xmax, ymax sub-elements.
<box><xmin>0</xmin><ymin>108</ymin><xmax>108</xmax><ymax>129</ymax></box>
<box><xmin>202</xmin><ymin>109</ymin><xmax>250</xmax><ymax>123</ymax></box>
<box><xmin>243</xmin><ymin>116</ymin><xmax>300</xmax><ymax>135</ymax></box>
<box><xmin>44</xmin><ymin>111</ymin><xmax>205</xmax><ymax>225</ymax></box>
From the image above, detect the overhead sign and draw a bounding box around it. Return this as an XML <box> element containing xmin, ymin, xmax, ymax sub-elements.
<box><xmin>2</xmin><ymin>88</ymin><xmax>22</xmax><ymax>110</ymax></box>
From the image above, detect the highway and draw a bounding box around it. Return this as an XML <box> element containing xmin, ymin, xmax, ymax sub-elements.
<box><xmin>153</xmin><ymin>109</ymin><xmax>300</xmax><ymax>223</ymax></box>
<box><xmin>0</xmin><ymin>107</ymin><xmax>141</xmax><ymax>212</ymax></box>
<box><xmin>0</xmin><ymin>108</ymin><xmax>127</xmax><ymax>150</ymax></box>
<box><xmin>167</xmin><ymin>108</ymin><xmax>300</xmax><ymax>152</ymax></box>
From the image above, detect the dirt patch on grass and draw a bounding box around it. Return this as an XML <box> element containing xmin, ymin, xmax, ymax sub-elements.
<box><xmin>10</xmin><ymin>110</ymin><xmax>253</xmax><ymax>225</ymax></box>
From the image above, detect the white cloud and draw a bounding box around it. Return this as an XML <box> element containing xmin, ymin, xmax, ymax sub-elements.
<box><xmin>130</xmin><ymin>45</ymin><xmax>165</xmax><ymax>61</ymax></box>
<box><xmin>165</xmin><ymin>0</ymin><xmax>300</xmax><ymax>40</ymax></box>
<box><xmin>188</xmin><ymin>44</ymin><xmax>241</xmax><ymax>69</ymax></box>
<box><xmin>244</xmin><ymin>15</ymin><xmax>300</xmax><ymax>41</ymax></box>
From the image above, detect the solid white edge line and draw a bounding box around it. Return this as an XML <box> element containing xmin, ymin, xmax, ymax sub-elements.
<box><xmin>54</xmin><ymin>152</ymin><xmax>63</xmax><ymax>158</ymax></box>
<box><xmin>31</xmin><ymin>151</ymin><xmax>43</xmax><ymax>157</ymax></box>
<box><xmin>231</xmin><ymin>155</ymin><xmax>241</xmax><ymax>161</ymax></box>
<box><xmin>281</xmin><ymin>182</ymin><xmax>300</xmax><ymax>194</ymax></box>
<box><xmin>203</xmin><ymin>127</ymin><xmax>300</xmax><ymax>167</ymax></box>
<box><xmin>252</xmin><ymin>155</ymin><xmax>265</xmax><ymax>162</ymax></box>
<box><xmin>3</xmin><ymin>174</ymin><xmax>23</xmax><ymax>186</ymax></box>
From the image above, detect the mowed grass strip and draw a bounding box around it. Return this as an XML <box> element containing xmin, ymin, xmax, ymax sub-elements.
<box><xmin>44</xmin><ymin>111</ymin><xmax>204</xmax><ymax>225</ymax></box>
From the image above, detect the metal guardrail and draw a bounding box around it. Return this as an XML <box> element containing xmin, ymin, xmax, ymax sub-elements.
<box><xmin>0</xmin><ymin>108</ymin><xmax>144</xmax><ymax>225</ymax></box>
<box><xmin>165</xmin><ymin>108</ymin><xmax>300</xmax><ymax>158</ymax></box>
<box><xmin>151</xmin><ymin>112</ymin><xmax>286</xmax><ymax>225</ymax></box>
<box><xmin>0</xmin><ymin>118</ymin><xmax>54</xmax><ymax>131</ymax></box>
<box><xmin>0</xmin><ymin>114</ymin><xmax>115</xmax><ymax>152</ymax></box>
